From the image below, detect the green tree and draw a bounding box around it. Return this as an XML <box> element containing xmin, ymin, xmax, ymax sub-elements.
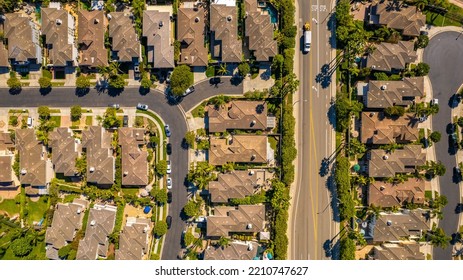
<box><xmin>183</xmin><ymin>200</ymin><xmax>200</xmax><ymax>218</ymax></box>
<box><xmin>429</xmin><ymin>131</ymin><xmax>441</xmax><ymax>143</ymax></box>
<box><xmin>426</xmin><ymin>161</ymin><xmax>446</xmax><ymax>177</ymax></box>
<box><xmin>187</xmin><ymin>161</ymin><xmax>216</xmax><ymax>189</ymax></box>
<box><xmin>184</xmin><ymin>131</ymin><xmax>196</xmax><ymax>148</ymax></box>
<box><xmin>340</xmin><ymin>237</ymin><xmax>356</xmax><ymax>260</ymax></box>
<box><xmin>374</xmin><ymin>72</ymin><xmax>389</xmax><ymax>81</ymax></box>
<box><xmin>38</xmin><ymin>77</ymin><xmax>52</xmax><ymax>89</ymax></box>
<box><xmin>384</xmin><ymin>106</ymin><xmax>405</xmax><ymax>117</ymax></box>
<box><xmin>155</xmin><ymin>188</ymin><xmax>168</xmax><ymax>205</ymax></box>
<box><xmin>102</xmin><ymin>108</ymin><xmax>121</xmax><ymax>128</ymax></box>
<box><xmin>348</xmin><ymin>138</ymin><xmax>366</xmax><ymax>157</ymax></box>
<box><xmin>271</xmin><ymin>54</ymin><xmax>284</xmax><ymax>78</ymax></box>
<box><xmin>70</xmin><ymin>105</ymin><xmax>82</xmax><ymax>122</ymax></box>
<box><xmin>38</xmin><ymin>106</ymin><xmax>51</xmax><ymax>120</ymax></box>
<box><xmin>171</xmin><ymin>65</ymin><xmax>194</xmax><ymax>96</ymax></box>
<box><xmin>150</xmin><ymin>135</ymin><xmax>160</xmax><ymax>147</ymax></box>
<box><xmin>238</xmin><ymin>62</ymin><xmax>250</xmax><ymax>77</ymax></box>
<box><xmin>153</xmin><ymin>221</ymin><xmax>168</xmax><ymax>237</ymax></box>
<box><xmin>76</xmin><ymin>75</ymin><xmax>90</xmax><ymax>89</ymax></box>
<box><xmin>184</xmin><ymin>231</ymin><xmax>195</xmax><ymax>247</ymax></box>
<box><xmin>270</xmin><ymin>180</ymin><xmax>291</xmax><ymax>210</ymax></box>
<box><xmin>335</xmin><ymin>95</ymin><xmax>363</xmax><ymax>132</ymax></box>
<box><xmin>415</xmin><ymin>35</ymin><xmax>429</xmax><ymax>49</ymax></box>
<box><xmin>413</xmin><ymin>62</ymin><xmax>430</xmax><ymax>76</ymax></box>
<box><xmin>458</xmin><ymin>117</ymin><xmax>463</xmax><ymax>127</ymax></box>
<box><xmin>222</xmin><ymin>162</ymin><xmax>235</xmax><ymax>173</ymax></box>
<box><xmin>218</xmin><ymin>236</ymin><xmax>231</xmax><ymax>248</ymax></box>
<box><xmin>428</xmin><ymin>227</ymin><xmax>451</xmax><ymax>249</ymax></box>
<box><xmin>75</xmin><ymin>155</ymin><xmax>87</xmax><ymax>176</ymax></box>
<box><xmin>108</xmin><ymin>75</ymin><xmax>125</xmax><ymax>89</ymax></box>
<box><xmin>7</xmin><ymin>75</ymin><xmax>21</xmax><ymax>91</ymax></box>
<box><xmin>58</xmin><ymin>244</ymin><xmax>72</xmax><ymax>259</ymax></box>
<box><xmin>10</xmin><ymin>237</ymin><xmax>32</xmax><ymax>257</ymax></box>
<box><xmin>156</xmin><ymin>160</ymin><xmax>168</xmax><ymax>176</ymax></box>
<box><xmin>217</xmin><ymin>63</ymin><xmax>228</xmax><ymax>76</ymax></box>
<box><xmin>140</xmin><ymin>75</ymin><xmax>152</xmax><ymax>89</ymax></box>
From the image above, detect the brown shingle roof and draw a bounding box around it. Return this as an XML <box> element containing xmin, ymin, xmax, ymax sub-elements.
<box><xmin>177</xmin><ymin>6</ymin><xmax>208</xmax><ymax>66</ymax></box>
<box><xmin>210</xmin><ymin>4</ymin><xmax>242</xmax><ymax>63</ymax></box>
<box><xmin>207</xmin><ymin>101</ymin><xmax>268</xmax><ymax>133</ymax></box>
<box><xmin>204</xmin><ymin>241</ymin><xmax>259</xmax><ymax>260</ymax></box>
<box><xmin>4</xmin><ymin>13</ymin><xmax>41</xmax><ymax>63</ymax></box>
<box><xmin>209</xmin><ymin>171</ymin><xmax>258</xmax><ymax>203</ymax></box>
<box><xmin>367</xmin><ymin>145</ymin><xmax>426</xmax><ymax>178</ymax></box>
<box><xmin>143</xmin><ymin>10</ymin><xmax>175</xmax><ymax>68</ymax></box>
<box><xmin>365</xmin><ymin>77</ymin><xmax>425</xmax><ymax>108</ymax></box>
<box><xmin>0</xmin><ymin>42</ymin><xmax>9</xmax><ymax>67</ymax></box>
<box><xmin>0</xmin><ymin>132</ymin><xmax>14</xmax><ymax>152</ymax></box>
<box><xmin>372</xmin><ymin>243</ymin><xmax>425</xmax><ymax>260</ymax></box>
<box><xmin>115</xmin><ymin>218</ymin><xmax>150</xmax><ymax>260</ymax></box>
<box><xmin>82</xmin><ymin>126</ymin><xmax>115</xmax><ymax>185</ymax></box>
<box><xmin>367</xmin><ymin>41</ymin><xmax>417</xmax><ymax>72</ymax></box>
<box><xmin>209</xmin><ymin>135</ymin><xmax>268</xmax><ymax>165</ymax></box>
<box><xmin>118</xmin><ymin>127</ymin><xmax>148</xmax><ymax>186</ymax></box>
<box><xmin>108</xmin><ymin>12</ymin><xmax>141</xmax><ymax>62</ymax></box>
<box><xmin>207</xmin><ymin>205</ymin><xmax>266</xmax><ymax>237</ymax></box>
<box><xmin>368</xmin><ymin>179</ymin><xmax>425</xmax><ymax>208</ymax></box>
<box><xmin>0</xmin><ymin>155</ymin><xmax>13</xmax><ymax>183</ymax></box>
<box><xmin>49</xmin><ymin>127</ymin><xmax>81</xmax><ymax>177</ymax></box>
<box><xmin>372</xmin><ymin>210</ymin><xmax>429</xmax><ymax>242</ymax></box>
<box><xmin>78</xmin><ymin>10</ymin><xmax>108</xmax><ymax>67</ymax></box>
<box><xmin>361</xmin><ymin>112</ymin><xmax>418</xmax><ymax>144</ymax></box>
<box><xmin>244</xmin><ymin>0</ymin><xmax>278</xmax><ymax>61</ymax></box>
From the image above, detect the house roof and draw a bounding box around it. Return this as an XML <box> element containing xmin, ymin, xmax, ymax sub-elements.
<box><xmin>0</xmin><ymin>132</ymin><xmax>14</xmax><ymax>152</ymax></box>
<box><xmin>367</xmin><ymin>145</ymin><xmax>426</xmax><ymax>178</ymax></box>
<box><xmin>78</xmin><ymin>10</ymin><xmax>108</xmax><ymax>67</ymax></box>
<box><xmin>115</xmin><ymin>218</ymin><xmax>150</xmax><ymax>260</ymax></box>
<box><xmin>373</xmin><ymin>243</ymin><xmax>425</xmax><ymax>260</ymax></box>
<box><xmin>45</xmin><ymin>199</ymin><xmax>89</xmax><ymax>259</ymax></box>
<box><xmin>368</xmin><ymin>178</ymin><xmax>425</xmax><ymax>208</ymax></box>
<box><xmin>210</xmin><ymin>4</ymin><xmax>242</xmax><ymax>63</ymax></box>
<box><xmin>143</xmin><ymin>10</ymin><xmax>175</xmax><ymax>68</ymax></box>
<box><xmin>209</xmin><ymin>171</ymin><xmax>258</xmax><ymax>203</ymax></box>
<box><xmin>209</xmin><ymin>135</ymin><xmax>268</xmax><ymax>165</ymax></box>
<box><xmin>366</xmin><ymin>41</ymin><xmax>417</xmax><ymax>72</ymax></box>
<box><xmin>372</xmin><ymin>209</ymin><xmax>429</xmax><ymax>242</ymax></box>
<box><xmin>204</xmin><ymin>241</ymin><xmax>259</xmax><ymax>260</ymax></box>
<box><xmin>4</xmin><ymin>13</ymin><xmax>41</xmax><ymax>63</ymax></box>
<box><xmin>82</xmin><ymin>126</ymin><xmax>115</xmax><ymax>185</ymax></box>
<box><xmin>118</xmin><ymin>127</ymin><xmax>148</xmax><ymax>186</ymax></box>
<box><xmin>244</xmin><ymin>0</ymin><xmax>278</xmax><ymax>61</ymax></box>
<box><xmin>207</xmin><ymin>205</ymin><xmax>265</xmax><ymax>237</ymax></box>
<box><xmin>41</xmin><ymin>7</ymin><xmax>76</xmax><ymax>66</ymax></box>
<box><xmin>77</xmin><ymin>204</ymin><xmax>117</xmax><ymax>260</ymax></box>
<box><xmin>16</xmin><ymin>129</ymin><xmax>52</xmax><ymax>187</ymax></box>
<box><xmin>49</xmin><ymin>127</ymin><xmax>81</xmax><ymax>177</ymax></box>
<box><xmin>177</xmin><ymin>6</ymin><xmax>208</xmax><ymax>66</ymax></box>
<box><xmin>370</xmin><ymin>1</ymin><xmax>426</xmax><ymax>37</ymax></box>
<box><xmin>361</xmin><ymin>111</ymin><xmax>418</xmax><ymax>144</ymax></box>
<box><xmin>207</xmin><ymin>101</ymin><xmax>268</xmax><ymax>133</ymax></box>
<box><xmin>108</xmin><ymin>12</ymin><xmax>140</xmax><ymax>62</ymax></box>
<box><xmin>0</xmin><ymin>155</ymin><xmax>13</xmax><ymax>183</ymax></box>
<box><xmin>366</xmin><ymin>77</ymin><xmax>425</xmax><ymax>108</ymax></box>
<box><xmin>0</xmin><ymin>42</ymin><xmax>9</xmax><ymax>67</ymax></box>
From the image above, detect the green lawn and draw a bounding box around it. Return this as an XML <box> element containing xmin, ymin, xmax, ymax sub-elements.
<box><xmin>50</xmin><ymin>116</ymin><xmax>61</xmax><ymax>127</ymax></box>
<box><xmin>268</xmin><ymin>136</ymin><xmax>278</xmax><ymax>152</ymax></box>
<box><xmin>63</xmin><ymin>194</ymin><xmax>78</xmax><ymax>204</ymax></box>
<box><xmin>26</xmin><ymin>197</ymin><xmax>49</xmax><ymax>226</ymax></box>
<box><xmin>424</xmin><ymin>10</ymin><xmax>460</xmax><ymax>27</ymax></box>
<box><xmin>137</xmin><ymin>110</ymin><xmax>166</xmax><ymax>138</ymax></box>
<box><xmin>0</xmin><ymin>199</ymin><xmax>20</xmax><ymax>217</ymax></box>
<box><xmin>122</xmin><ymin>188</ymin><xmax>139</xmax><ymax>197</ymax></box>
<box><xmin>85</xmin><ymin>116</ymin><xmax>93</xmax><ymax>126</ymax></box>
<box><xmin>191</xmin><ymin>102</ymin><xmax>206</xmax><ymax>118</ymax></box>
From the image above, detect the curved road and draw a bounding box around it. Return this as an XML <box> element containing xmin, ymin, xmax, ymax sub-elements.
<box><xmin>424</xmin><ymin>31</ymin><xmax>463</xmax><ymax>260</ymax></box>
<box><xmin>0</xmin><ymin>77</ymin><xmax>242</xmax><ymax>260</ymax></box>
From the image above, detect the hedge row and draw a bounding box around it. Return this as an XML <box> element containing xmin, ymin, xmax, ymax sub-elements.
<box><xmin>335</xmin><ymin>157</ymin><xmax>355</xmax><ymax>221</ymax></box>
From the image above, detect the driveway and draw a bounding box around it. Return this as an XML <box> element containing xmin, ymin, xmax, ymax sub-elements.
<box><xmin>424</xmin><ymin>31</ymin><xmax>463</xmax><ymax>260</ymax></box>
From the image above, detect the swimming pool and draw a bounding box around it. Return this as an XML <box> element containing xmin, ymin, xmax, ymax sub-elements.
<box><xmin>264</xmin><ymin>4</ymin><xmax>278</xmax><ymax>24</ymax></box>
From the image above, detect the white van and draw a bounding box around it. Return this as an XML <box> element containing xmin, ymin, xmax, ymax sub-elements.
<box><xmin>27</xmin><ymin>117</ymin><xmax>33</xmax><ymax>127</ymax></box>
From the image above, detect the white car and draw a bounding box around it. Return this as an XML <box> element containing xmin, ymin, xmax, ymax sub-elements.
<box><xmin>166</xmin><ymin>177</ymin><xmax>172</xmax><ymax>189</ymax></box>
<box><xmin>166</xmin><ymin>160</ymin><xmax>172</xmax><ymax>174</ymax></box>
<box><xmin>137</xmin><ymin>103</ymin><xmax>148</xmax><ymax>110</ymax></box>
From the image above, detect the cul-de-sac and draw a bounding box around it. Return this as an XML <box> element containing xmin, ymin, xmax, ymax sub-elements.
<box><xmin>0</xmin><ymin>0</ymin><xmax>462</xmax><ymax>261</ymax></box>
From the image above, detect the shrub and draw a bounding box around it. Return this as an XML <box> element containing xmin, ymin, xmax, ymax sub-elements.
<box><xmin>171</xmin><ymin>65</ymin><xmax>194</xmax><ymax>96</ymax></box>
<box><xmin>38</xmin><ymin>77</ymin><xmax>52</xmax><ymax>88</ymax></box>
<box><xmin>38</xmin><ymin>106</ymin><xmax>51</xmax><ymax>120</ymax></box>
<box><xmin>75</xmin><ymin>75</ymin><xmax>90</xmax><ymax>89</ymax></box>
<box><xmin>184</xmin><ymin>131</ymin><xmax>196</xmax><ymax>148</ymax></box>
<box><xmin>10</xmin><ymin>237</ymin><xmax>32</xmax><ymax>257</ymax></box>
<box><xmin>153</xmin><ymin>221</ymin><xmax>168</xmax><ymax>237</ymax></box>
<box><xmin>238</xmin><ymin>62</ymin><xmax>250</xmax><ymax>77</ymax></box>
<box><xmin>70</xmin><ymin>106</ymin><xmax>82</xmax><ymax>122</ymax></box>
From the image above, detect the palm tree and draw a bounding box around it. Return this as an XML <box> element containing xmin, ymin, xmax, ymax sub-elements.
<box><xmin>375</xmin><ymin>26</ymin><xmax>391</xmax><ymax>41</ymax></box>
<box><xmin>222</xmin><ymin>162</ymin><xmax>235</xmax><ymax>173</ymax></box>
<box><xmin>368</xmin><ymin>204</ymin><xmax>382</xmax><ymax>217</ymax></box>
<box><xmin>415</xmin><ymin>0</ymin><xmax>428</xmax><ymax>11</ymax></box>
<box><xmin>428</xmin><ymin>227</ymin><xmax>451</xmax><ymax>249</ymax></box>
<box><xmin>218</xmin><ymin>236</ymin><xmax>231</xmax><ymax>248</ymax></box>
<box><xmin>108</xmin><ymin>61</ymin><xmax>122</xmax><ymax>76</ymax></box>
<box><xmin>217</xmin><ymin>63</ymin><xmax>228</xmax><ymax>76</ymax></box>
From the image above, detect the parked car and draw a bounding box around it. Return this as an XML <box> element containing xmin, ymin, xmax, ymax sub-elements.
<box><xmin>166</xmin><ymin>160</ymin><xmax>171</xmax><ymax>174</ymax></box>
<box><xmin>166</xmin><ymin>71</ymin><xmax>172</xmax><ymax>83</ymax></box>
<box><xmin>137</xmin><ymin>103</ymin><xmax>149</xmax><ymax>110</ymax></box>
<box><xmin>27</xmin><ymin>117</ymin><xmax>33</xmax><ymax>128</ymax></box>
<box><xmin>164</xmin><ymin>124</ymin><xmax>172</xmax><ymax>137</ymax></box>
<box><xmin>166</xmin><ymin>143</ymin><xmax>172</xmax><ymax>155</ymax></box>
<box><xmin>183</xmin><ymin>86</ymin><xmax>195</xmax><ymax>96</ymax></box>
<box><xmin>167</xmin><ymin>191</ymin><xmax>172</xmax><ymax>204</ymax></box>
<box><xmin>166</xmin><ymin>177</ymin><xmax>172</xmax><ymax>189</ymax></box>
<box><xmin>431</xmin><ymin>98</ymin><xmax>438</xmax><ymax>106</ymax></box>
<box><xmin>109</xmin><ymin>104</ymin><xmax>120</xmax><ymax>109</ymax></box>
<box><xmin>123</xmin><ymin>115</ymin><xmax>128</xmax><ymax>127</ymax></box>
<box><xmin>166</xmin><ymin>215</ymin><xmax>172</xmax><ymax>229</ymax></box>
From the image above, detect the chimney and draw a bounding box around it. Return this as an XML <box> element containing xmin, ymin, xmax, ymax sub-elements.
<box><xmin>94</xmin><ymin>19</ymin><xmax>99</xmax><ymax>24</ymax></box>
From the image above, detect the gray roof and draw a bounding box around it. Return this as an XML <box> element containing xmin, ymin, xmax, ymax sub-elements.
<box><xmin>207</xmin><ymin>101</ymin><xmax>268</xmax><ymax>133</ymax></box>
<box><xmin>143</xmin><ymin>10</ymin><xmax>175</xmax><ymax>68</ymax></box>
<box><xmin>209</xmin><ymin>135</ymin><xmax>268</xmax><ymax>165</ymax></box>
<box><xmin>361</xmin><ymin>111</ymin><xmax>418</xmax><ymax>144</ymax></box>
<box><xmin>77</xmin><ymin>204</ymin><xmax>117</xmax><ymax>260</ymax></box>
<box><xmin>365</xmin><ymin>77</ymin><xmax>425</xmax><ymax>108</ymax></box>
<box><xmin>372</xmin><ymin>210</ymin><xmax>429</xmax><ymax>242</ymax></box>
<box><xmin>45</xmin><ymin>199</ymin><xmax>89</xmax><ymax>259</ymax></box>
<box><xmin>244</xmin><ymin>0</ymin><xmax>278</xmax><ymax>61</ymax></box>
<box><xmin>367</xmin><ymin>41</ymin><xmax>417</xmax><ymax>72</ymax></box>
<box><xmin>368</xmin><ymin>179</ymin><xmax>425</xmax><ymax>208</ymax></box>
<box><xmin>108</xmin><ymin>12</ymin><xmax>141</xmax><ymax>62</ymax></box>
<box><xmin>372</xmin><ymin>243</ymin><xmax>425</xmax><ymax>260</ymax></box>
<box><xmin>82</xmin><ymin>126</ymin><xmax>115</xmax><ymax>186</ymax></box>
<box><xmin>118</xmin><ymin>128</ymin><xmax>148</xmax><ymax>186</ymax></box>
<box><xmin>49</xmin><ymin>127</ymin><xmax>81</xmax><ymax>177</ymax></box>
<box><xmin>0</xmin><ymin>42</ymin><xmax>9</xmax><ymax>67</ymax></box>
<box><xmin>0</xmin><ymin>132</ymin><xmax>14</xmax><ymax>152</ymax></box>
<box><xmin>204</xmin><ymin>241</ymin><xmax>258</xmax><ymax>260</ymax></box>
<box><xmin>210</xmin><ymin>4</ymin><xmax>242</xmax><ymax>63</ymax></box>
<box><xmin>0</xmin><ymin>155</ymin><xmax>13</xmax><ymax>183</ymax></box>
<box><xmin>207</xmin><ymin>205</ymin><xmax>266</xmax><ymax>237</ymax></box>
<box><xmin>209</xmin><ymin>171</ymin><xmax>259</xmax><ymax>203</ymax></box>
<box><xmin>78</xmin><ymin>10</ymin><xmax>108</xmax><ymax>67</ymax></box>
<box><xmin>367</xmin><ymin>145</ymin><xmax>426</xmax><ymax>178</ymax></box>
<box><xmin>115</xmin><ymin>218</ymin><xmax>150</xmax><ymax>260</ymax></box>
<box><xmin>177</xmin><ymin>6</ymin><xmax>208</xmax><ymax>66</ymax></box>
<box><xmin>4</xmin><ymin>13</ymin><xmax>41</xmax><ymax>63</ymax></box>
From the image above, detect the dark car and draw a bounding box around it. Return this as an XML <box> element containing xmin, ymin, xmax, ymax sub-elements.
<box><xmin>167</xmin><ymin>191</ymin><xmax>172</xmax><ymax>203</ymax></box>
<box><xmin>166</xmin><ymin>143</ymin><xmax>172</xmax><ymax>155</ymax></box>
<box><xmin>166</xmin><ymin>216</ymin><xmax>172</xmax><ymax>229</ymax></box>
<box><xmin>123</xmin><ymin>115</ymin><xmax>128</xmax><ymax>127</ymax></box>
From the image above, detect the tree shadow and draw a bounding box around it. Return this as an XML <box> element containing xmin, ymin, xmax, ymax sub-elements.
<box><xmin>107</xmin><ymin>87</ymin><xmax>124</xmax><ymax>96</ymax></box>
<box><xmin>9</xmin><ymin>88</ymin><xmax>22</xmax><ymax>95</ymax></box>
<box><xmin>39</xmin><ymin>87</ymin><xmax>52</xmax><ymax>96</ymax></box>
<box><xmin>230</xmin><ymin>75</ymin><xmax>243</xmax><ymax>86</ymax></box>
<box><xmin>449</xmin><ymin>94</ymin><xmax>461</xmax><ymax>109</ymax></box>
<box><xmin>139</xmin><ymin>87</ymin><xmax>150</xmax><ymax>95</ymax></box>
<box><xmin>327</xmin><ymin>104</ymin><xmax>336</xmax><ymax>128</ymax></box>
<box><xmin>75</xmin><ymin>88</ymin><xmax>90</xmax><ymax>97</ymax></box>
<box><xmin>327</xmin><ymin>13</ymin><xmax>337</xmax><ymax>49</ymax></box>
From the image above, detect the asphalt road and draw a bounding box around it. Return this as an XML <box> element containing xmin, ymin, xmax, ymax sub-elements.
<box><xmin>290</xmin><ymin>0</ymin><xmax>339</xmax><ymax>260</ymax></box>
<box><xmin>0</xmin><ymin>79</ymin><xmax>242</xmax><ymax>260</ymax></box>
<box><xmin>424</xmin><ymin>31</ymin><xmax>463</xmax><ymax>260</ymax></box>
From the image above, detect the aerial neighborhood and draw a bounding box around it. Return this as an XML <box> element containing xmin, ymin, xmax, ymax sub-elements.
<box><xmin>0</xmin><ymin>0</ymin><xmax>462</xmax><ymax>263</ymax></box>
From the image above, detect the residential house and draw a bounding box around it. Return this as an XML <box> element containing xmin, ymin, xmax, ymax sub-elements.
<box><xmin>115</xmin><ymin>218</ymin><xmax>150</xmax><ymax>260</ymax></box>
<box><xmin>210</xmin><ymin>2</ymin><xmax>242</xmax><ymax>63</ymax></box>
<box><xmin>209</xmin><ymin>135</ymin><xmax>268</xmax><ymax>165</ymax></box>
<box><xmin>82</xmin><ymin>126</ymin><xmax>115</xmax><ymax>186</ymax></box>
<box><xmin>244</xmin><ymin>0</ymin><xmax>278</xmax><ymax>61</ymax></box>
<box><xmin>207</xmin><ymin>101</ymin><xmax>270</xmax><ymax>133</ymax></box>
<box><xmin>209</xmin><ymin>170</ymin><xmax>259</xmax><ymax>203</ymax></box>
<box><xmin>204</xmin><ymin>241</ymin><xmax>259</xmax><ymax>260</ymax></box>
<box><xmin>3</xmin><ymin>13</ymin><xmax>42</xmax><ymax>70</ymax></box>
<box><xmin>366</xmin><ymin>41</ymin><xmax>417</xmax><ymax>73</ymax></box>
<box><xmin>118</xmin><ymin>128</ymin><xmax>148</xmax><ymax>187</ymax></box>
<box><xmin>78</xmin><ymin>10</ymin><xmax>108</xmax><ymax>69</ymax></box>
<box><xmin>367</xmin><ymin>145</ymin><xmax>426</xmax><ymax>178</ymax></box>
<box><xmin>16</xmin><ymin>129</ymin><xmax>54</xmax><ymax>195</ymax></box>
<box><xmin>367</xmin><ymin>179</ymin><xmax>425</xmax><ymax>208</ymax></box>
<box><xmin>369</xmin><ymin>209</ymin><xmax>429</xmax><ymax>242</ymax></box>
<box><xmin>363</xmin><ymin>77</ymin><xmax>424</xmax><ymax>108</ymax></box>
<box><xmin>42</xmin><ymin>4</ymin><xmax>78</xmax><ymax>68</ymax></box>
<box><xmin>0</xmin><ymin>42</ymin><xmax>9</xmax><ymax>69</ymax></box>
<box><xmin>0</xmin><ymin>132</ymin><xmax>14</xmax><ymax>186</ymax></box>
<box><xmin>108</xmin><ymin>12</ymin><xmax>141</xmax><ymax>64</ymax></box>
<box><xmin>371</xmin><ymin>243</ymin><xmax>425</xmax><ymax>260</ymax></box>
<box><xmin>360</xmin><ymin>111</ymin><xmax>418</xmax><ymax>145</ymax></box>
<box><xmin>143</xmin><ymin>10</ymin><xmax>175</xmax><ymax>69</ymax></box>
<box><xmin>45</xmin><ymin>199</ymin><xmax>89</xmax><ymax>260</ymax></box>
<box><xmin>207</xmin><ymin>205</ymin><xmax>266</xmax><ymax>238</ymax></box>
<box><xmin>368</xmin><ymin>1</ymin><xmax>426</xmax><ymax>37</ymax></box>
<box><xmin>49</xmin><ymin>128</ymin><xmax>81</xmax><ymax>177</ymax></box>
<box><xmin>177</xmin><ymin>4</ymin><xmax>208</xmax><ymax>66</ymax></box>
<box><xmin>76</xmin><ymin>204</ymin><xmax>117</xmax><ymax>260</ymax></box>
